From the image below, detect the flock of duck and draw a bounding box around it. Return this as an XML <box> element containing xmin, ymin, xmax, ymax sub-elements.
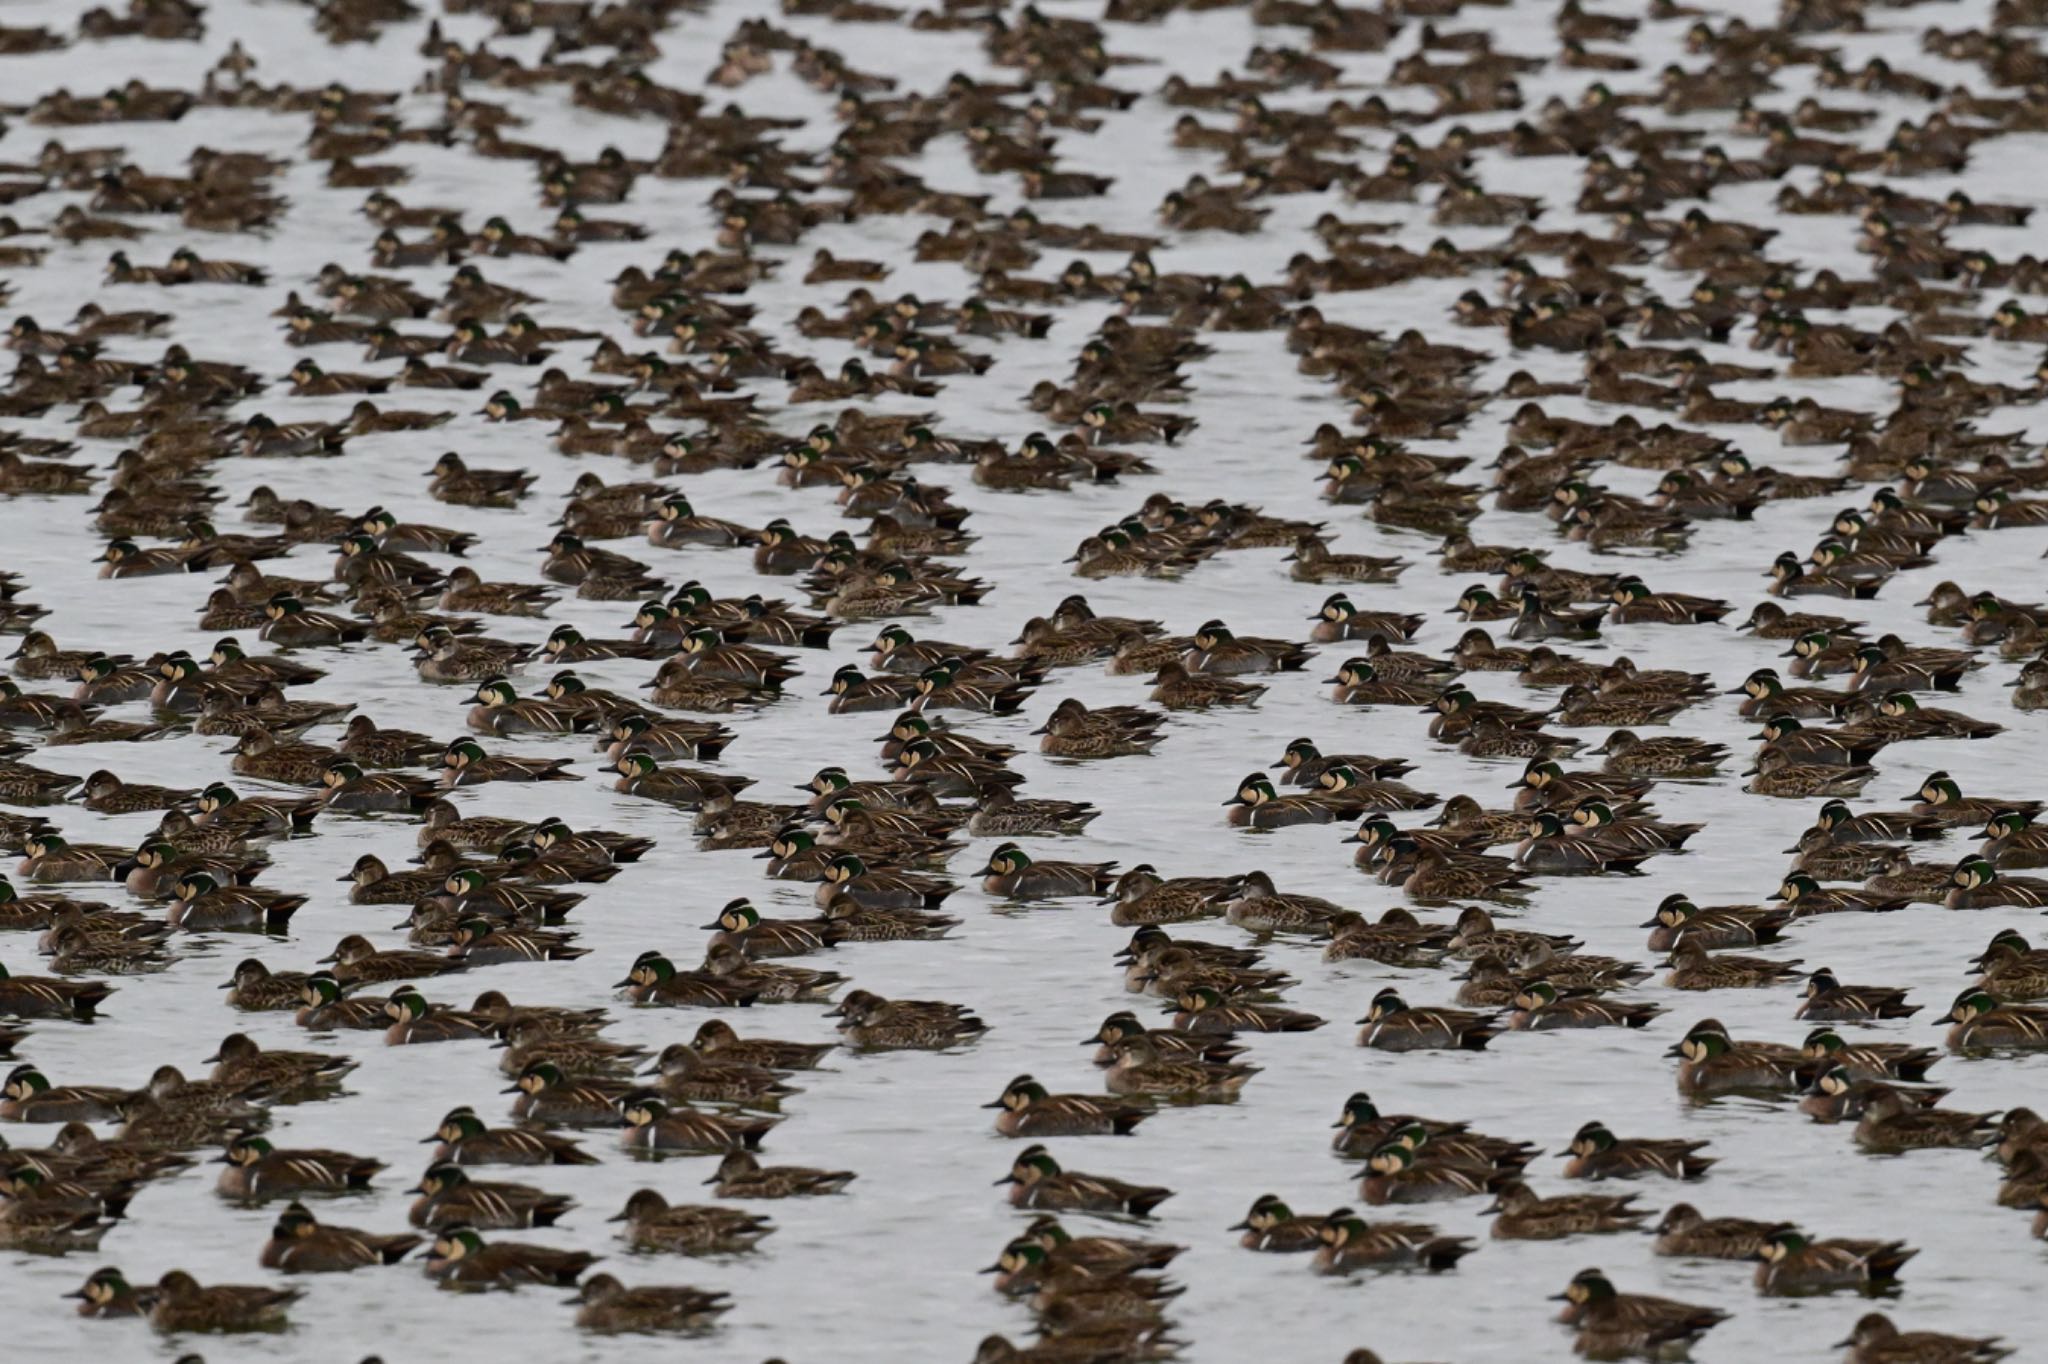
<box><xmin>6</xmin><ymin>0</ymin><xmax>2048</xmax><ymax>1358</ymax></box>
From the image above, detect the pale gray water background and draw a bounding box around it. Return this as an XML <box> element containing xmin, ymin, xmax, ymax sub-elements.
<box><xmin>3</xmin><ymin>0</ymin><xmax>2048</xmax><ymax>1359</ymax></box>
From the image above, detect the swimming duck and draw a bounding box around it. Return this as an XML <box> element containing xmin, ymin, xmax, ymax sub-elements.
<box><xmin>986</xmin><ymin>1075</ymin><xmax>1150</xmax><ymax>1136</ymax></box>
<box><xmin>0</xmin><ymin>1064</ymin><xmax>130</xmax><ymax>1122</ymax></box>
<box><xmin>1230</xmin><ymin>1193</ymin><xmax>1325</xmax><ymax>1252</ymax></box>
<box><xmin>1670</xmin><ymin>1018</ymin><xmax>1807</xmax><ymax>1097</ymax></box>
<box><xmin>1030</xmin><ymin>697</ymin><xmax>1164</xmax><ymax>759</ymax></box>
<box><xmin>1563</xmin><ymin>1121</ymin><xmax>1715</xmax><ymax>1180</ymax></box>
<box><xmin>319</xmin><ymin>760</ymin><xmax>436</xmax><ymax>813</ymax></box>
<box><xmin>1798</xmin><ymin>969</ymin><xmax>1919</xmax><ymax>1022</ymax></box>
<box><xmin>443</xmin><ymin>738</ymin><xmax>579</xmax><ymax>785</ymax></box>
<box><xmin>1592</xmin><ymin>730</ymin><xmax>1728</xmax><ymax>779</ymax></box>
<box><xmin>704</xmin><ymin>1149</ymin><xmax>854</xmax><ymax>1199</ymax></box>
<box><xmin>1554</xmin><ymin>1266</ymin><xmax>1727</xmax><ymax>1356</ymax></box>
<box><xmin>407</xmin><ymin>1163</ymin><xmax>573</xmax><ymax>1232</ymax></box>
<box><xmin>1487</xmin><ymin>1180</ymin><xmax>1651</xmax><ymax>1240</ymax></box>
<box><xmin>205</xmin><ymin>1032</ymin><xmax>354</xmax><ymax>1100</ymax></box>
<box><xmin>998</xmin><ymin>1143</ymin><xmax>1173</xmax><ymax>1216</ymax></box>
<box><xmin>384</xmin><ymin>987</ymin><xmax>493</xmax><ymax>1046</ymax></box>
<box><xmin>1357</xmin><ymin>989</ymin><xmax>1498</xmax><ymax>1051</ymax></box>
<box><xmin>1514</xmin><ymin>812</ymin><xmax>1651</xmax><ymax>875</ymax></box>
<box><xmin>606</xmin><ymin>1186</ymin><xmax>774</xmax><ymax>1254</ymax></box>
<box><xmin>1854</xmin><ymin>1085</ymin><xmax>1998</xmax><ymax>1153</ymax></box>
<box><xmin>137</xmin><ymin>1269</ymin><xmax>302</xmax><ymax>1332</ymax></box>
<box><xmin>294</xmin><ymin>973</ymin><xmax>389</xmax><ymax>1033</ymax></box>
<box><xmin>214</xmin><ymin>1135</ymin><xmax>383</xmax><ymax>1201</ymax></box>
<box><xmin>1508</xmin><ymin>982</ymin><xmax>1663</xmax><ymax>1031</ymax></box>
<box><xmin>1643</xmin><ymin>896</ymin><xmax>1793</xmax><ymax>952</ymax></box>
<box><xmin>618</xmin><ymin>1093</ymin><xmax>778</xmax><ymax>1154</ymax></box>
<box><xmin>0</xmin><ymin>961</ymin><xmax>113</xmax><ymax>1019</ymax></box>
<box><xmin>260</xmin><ymin>1200</ymin><xmax>421</xmax><ymax>1272</ymax></box>
<box><xmin>574</xmin><ymin>1273</ymin><xmax>732</xmax><ymax>1333</ymax></box>
<box><xmin>422</xmin><ymin>1224</ymin><xmax>597</xmax><ymax>1288</ymax></box>
<box><xmin>1664</xmin><ymin>940</ymin><xmax>1804</xmax><ymax>991</ymax></box>
<box><xmin>683</xmin><ymin>1019</ymin><xmax>831</xmax><ymax>1073</ymax></box>
<box><xmin>1184</xmin><ymin>619</ymin><xmax>1312</xmax><ymax>674</ymax></box>
<box><xmin>1754</xmin><ymin>1225</ymin><xmax>1916</xmax><ymax>1295</ymax></box>
<box><xmin>1946</xmin><ymin>857</ymin><xmax>2048</xmax><ymax>909</ymax></box>
<box><xmin>1945</xmin><ymin>989</ymin><xmax>2048</xmax><ymax>1052</ymax></box>
<box><xmin>1770</xmin><ymin>873</ymin><xmax>1908</xmax><ymax>917</ymax></box>
<box><xmin>979</xmin><ymin>843</ymin><xmax>1117</xmax><ymax>899</ymax></box>
<box><xmin>166</xmin><ymin>871</ymin><xmax>304</xmax><ymax>932</ymax></box>
<box><xmin>1835</xmin><ymin>1314</ymin><xmax>2010</xmax><ymax>1364</ymax></box>
<box><xmin>428</xmin><ymin>1106</ymin><xmax>598</xmax><ymax>1167</ymax></box>
<box><xmin>1313</xmin><ymin>1208</ymin><xmax>1472</xmax><ymax>1274</ymax></box>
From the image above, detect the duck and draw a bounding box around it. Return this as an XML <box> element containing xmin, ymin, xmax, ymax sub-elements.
<box><xmin>214</xmin><ymin>1135</ymin><xmax>384</xmax><ymax>1200</ymax></box>
<box><xmin>205</xmin><ymin>1032</ymin><xmax>355</xmax><ymax>1099</ymax></box>
<box><xmin>1487</xmin><ymin>1180</ymin><xmax>1651</xmax><ymax>1239</ymax></box>
<box><xmin>384</xmin><ymin>987</ymin><xmax>494</xmax><ymax>1045</ymax></box>
<box><xmin>607</xmin><ymin>1187</ymin><xmax>774</xmax><ymax>1254</ymax></box>
<box><xmin>427</xmin><ymin>1106</ymin><xmax>599</xmax><ymax>1167</ymax></box>
<box><xmin>986</xmin><ymin>1074</ymin><xmax>1150</xmax><ymax>1136</ymax></box>
<box><xmin>1946</xmin><ymin>857</ymin><xmax>2048</xmax><ymax>909</ymax></box>
<box><xmin>1664</xmin><ymin>940</ymin><xmax>1804</xmax><ymax>991</ymax></box>
<box><xmin>1670</xmin><ymin>1018</ymin><xmax>1807</xmax><ymax>1097</ymax></box>
<box><xmin>1652</xmin><ymin>1202</ymin><xmax>1782</xmax><ymax>1260</ymax></box>
<box><xmin>1770</xmin><ymin>873</ymin><xmax>1909</xmax><ymax>917</ymax></box>
<box><xmin>319</xmin><ymin>760</ymin><xmax>437</xmax><ymax>813</ymax></box>
<box><xmin>1754</xmin><ymin>1226</ymin><xmax>1916</xmax><ymax>1295</ymax></box>
<box><xmin>1357</xmin><ymin>989</ymin><xmax>1498</xmax><ymax>1051</ymax></box>
<box><xmin>617</xmin><ymin>1093</ymin><xmax>778</xmax><ymax>1154</ymax></box>
<box><xmin>967</xmin><ymin>786</ymin><xmax>1102</xmax><ymax>838</ymax></box>
<box><xmin>1231</xmin><ymin>1193</ymin><xmax>1326</xmax><ymax>1252</ymax></box>
<box><xmin>422</xmin><ymin>1224</ymin><xmax>597</xmax><ymax>1287</ymax></box>
<box><xmin>0</xmin><ymin>962</ymin><xmax>113</xmax><ymax>1019</ymax></box>
<box><xmin>704</xmin><ymin>1149</ymin><xmax>855</xmax><ymax>1198</ymax></box>
<box><xmin>574</xmin><ymin>1274</ymin><xmax>732</xmax><ymax>1333</ymax></box>
<box><xmin>1914</xmin><ymin>771</ymin><xmax>2043</xmax><ymax>828</ymax></box>
<box><xmin>1313</xmin><ymin>1209</ymin><xmax>1473</xmax><ymax>1274</ymax></box>
<box><xmin>684</xmin><ymin>1019</ymin><xmax>833</xmax><ymax>1072</ymax></box>
<box><xmin>260</xmin><ymin>1201</ymin><xmax>421</xmax><ymax>1272</ymax></box>
<box><xmin>166</xmin><ymin>872</ymin><xmax>304</xmax><ymax>933</ymax></box>
<box><xmin>18</xmin><ymin>833</ymin><xmax>128</xmax><ymax>882</ymax></box>
<box><xmin>1563</xmin><ymin>1121</ymin><xmax>1715</xmax><ymax>1180</ymax></box>
<box><xmin>1798</xmin><ymin>969</ymin><xmax>1919</xmax><ymax>1022</ymax></box>
<box><xmin>1946</xmin><ymin>989</ymin><xmax>2048</xmax><ymax>1052</ymax></box>
<box><xmin>1184</xmin><ymin>619</ymin><xmax>1312</xmax><ymax>674</ymax></box>
<box><xmin>443</xmin><ymin>738</ymin><xmax>579</xmax><ymax>785</ymax></box>
<box><xmin>1642</xmin><ymin>896</ymin><xmax>1793</xmax><ymax>952</ymax></box>
<box><xmin>1591</xmin><ymin>730</ymin><xmax>1728</xmax><ymax>779</ymax></box>
<box><xmin>142</xmin><ymin>1269</ymin><xmax>303</xmax><ymax>1332</ymax></box>
<box><xmin>998</xmin><ymin>1144</ymin><xmax>1173</xmax><ymax>1216</ymax></box>
<box><xmin>0</xmin><ymin>1064</ymin><xmax>130</xmax><ymax>1121</ymax></box>
<box><xmin>1507</xmin><ymin>982</ymin><xmax>1663</xmax><ymax>1031</ymax></box>
<box><xmin>1553</xmin><ymin>1267</ymin><xmax>1727</xmax><ymax>1356</ymax></box>
<box><xmin>1514</xmin><ymin>813</ymin><xmax>1651</xmax><ymax>875</ymax></box>
<box><xmin>979</xmin><ymin>844</ymin><xmax>1116</xmax><ymax>899</ymax></box>
<box><xmin>1854</xmin><ymin>1085</ymin><xmax>1998</xmax><ymax>1153</ymax></box>
<box><xmin>693</xmin><ymin>939</ymin><xmax>843</xmax><ymax>1004</ymax></box>
<box><xmin>1835</xmin><ymin>1314</ymin><xmax>2010</xmax><ymax>1364</ymax></box>
<box><xmin>615</xmin><ymin>951</ymin><xmax>756</xmax><ymax>1009</ymax></box>
<box><xmin>407</xmin><ymin>1163</ymin><xmax>573</xmax><ymax>1231</ymax></box>
<box><xmin>295</xmin><ymin>973</ymin><xmax>391</xmax><ymax>1033</ymax></box>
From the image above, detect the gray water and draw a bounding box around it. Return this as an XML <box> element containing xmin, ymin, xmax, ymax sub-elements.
<box><xmin>3</xmin><ymin>0</ymin><xmax>2048</xmax><ymax>1359</ymax></box>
